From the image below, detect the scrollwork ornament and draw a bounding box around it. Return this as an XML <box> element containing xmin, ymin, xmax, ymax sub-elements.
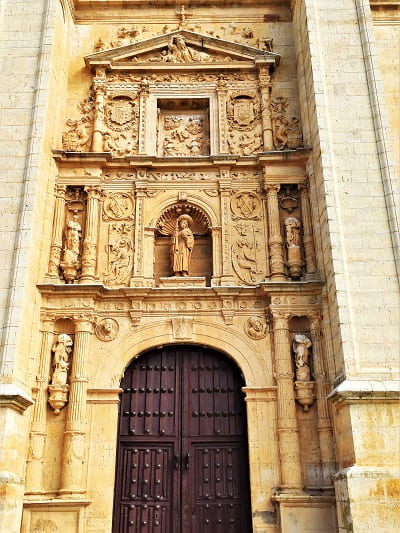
<box><xmin>245</xmin><ymin>316</ymin><xmax>268</xmax><ymax>339</ymax></box>
<box><xmin>95</xmin><ymin>318</ymin><xmax>119</xmax><ymax>341</ymax></box>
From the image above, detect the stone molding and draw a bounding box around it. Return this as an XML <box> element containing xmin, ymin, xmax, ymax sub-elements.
<box><xmin>328</xmin><ymin>379</ymin><xmax>400</xmax><ymax>405</ymax></box>
<box><xmin>0</xmin><ymin>384</ymin><xmax>34</xmax><ymax>413</ymax></box>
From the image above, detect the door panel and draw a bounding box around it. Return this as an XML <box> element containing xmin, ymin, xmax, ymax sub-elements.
<box><xmin>113</xmin><ymin>346</ymin><xmax>252</xmax><ymax>533</ymax></box>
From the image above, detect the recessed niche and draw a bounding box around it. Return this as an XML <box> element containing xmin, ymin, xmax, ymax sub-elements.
<box><xmin>157</xmin><ymin>98</ymin><xmax>210</xmax><ymax>157</ymax></box>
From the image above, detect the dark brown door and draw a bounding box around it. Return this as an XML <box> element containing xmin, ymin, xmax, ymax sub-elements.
<box><xmin>113</xmin><ymin>346</ymin><xmax>252</xmax><ymax>533</ymax></box>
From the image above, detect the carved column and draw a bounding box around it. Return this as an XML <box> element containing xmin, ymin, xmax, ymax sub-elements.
<box><xmin>59</xmin><ymin>317</ymin><xmax>93</xmax><ymax>496</ymax></box>
<box><xmin>216</xmin><ymin>81</ymin><xmax>228</xmax><ymax>153</ymax></box>
<box><xmin>47</xmin><ymin>185</ymin><xmax>66</xmax><ymax>279</ymax></box>
<box><xmin>258</xmin><ymin>65</ymin><xmax>274</xmax><ymax>151</ymax></box>
<box><xmin>132</xmin><ymin>181</ymin><xmax>146</xmax><ymax>283</ymax></box>
<box><xmin>310</xmin><ymin>313</ymin><xmax>336</xmax><ymax>488</ymax></box>
<box><xmin>25</xmin><ymin>316</ymin><xmax>55</xmax><ymax>493</ymax></box>
<box><xmin>138</xmin><ymin>79</ymin><xmax>150</xmax><ymax>155</ymax></box>
<box><xmin>299</xmin><ymin>183</ymin><xmax>317</xmax><ymax>275</ymax></box>
<box><xmin>219</xmin><ymin>172</ymin><xmax>235</xmax><ymax>285</ymax></box>
<box><xmin>80</xmin><ymin>186</ymin><xmax>104</xmax><ymax>283</ymax></box>
<box><xmin>91</xmin><ymin>71</ymin><xmax>106</xmax><ymax>152</ymax></box>
<box><xmin>272</xmin><ymin>311</ymin><xmax>303</xmax><ymax>490</ymax></box>
<box><xmin>265</xmin><ymin>183</ymin><xmax>286</xmax><ymax>280</ymax></box>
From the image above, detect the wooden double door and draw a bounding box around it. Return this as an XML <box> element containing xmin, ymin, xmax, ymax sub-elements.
<box><xmin>113</xmin><ymin>346</ymin><xmax>252</xmax><ymax>533</ymax></box>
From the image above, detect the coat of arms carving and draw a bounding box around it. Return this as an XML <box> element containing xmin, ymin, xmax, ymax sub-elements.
<box><xmin>105</xmin><ymin>96</ymin><xmax>138</xmax><ymax>131</ymax></box>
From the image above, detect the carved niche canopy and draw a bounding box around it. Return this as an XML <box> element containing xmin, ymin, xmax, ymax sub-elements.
<box><xmin>84</xmin><ymin>30</ymin><xmax>280</xmax><ymax>72</ymax></box>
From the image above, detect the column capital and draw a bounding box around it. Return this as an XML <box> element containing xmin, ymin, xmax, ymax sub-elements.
<box><xmin>309</xmin><ymin>312</ymin><xmax>322</xmax><ymax>330</ymax></box>
<box><xmin>270</xmin><ymin>310</ymin><xmax>291</xmax><ymax>329</ymax></box>
<box><xmin>55</xmin><ymin>184</ymin><xmax>67</xmax><ymax>198</ymax></box>
<box><xmin>73</xmin><ymin>315</ymin><xmax>95</xmax><ymax>334</ymax></box>
<box><xmin>84</xmin><ymin>185</ymin><xmax>106</xmax><ymax>201</ymax></box>
<box><xmin>264</xmin><ymin>183</ymin><xmax>281</xmax><ymax>196</ymax></box>
<box><xmin>40</xmin><ymin>313</ymin><xmax>56</xmax><ymax>332</ymax></box>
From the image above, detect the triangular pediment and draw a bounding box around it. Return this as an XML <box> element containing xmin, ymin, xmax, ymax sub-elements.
<box><xmin>85</xmin><ymin>30</ymin><xmax>280</xmax><ymax>71</ymax></box>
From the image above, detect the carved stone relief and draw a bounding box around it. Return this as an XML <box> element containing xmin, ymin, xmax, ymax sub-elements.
<box><xmin>269</xmin><ymin>97</ymin><xmax>303</xmax><ymax>150</ymax></box>
<box><xmin>48</xmin><ymin>334</ymin><xmax>73</xmax><ymax>415</ymax></box>
<box><xmin>147</xmin><ymin>171</ymin><xmax>216</xmax><ymax>181</ymax></box>
<box><xmin>32</xmin><ymin>519</ymin><xmax>58</xmax><ymax>533</ymax></box>
<box><xmin>132</xmin><ymin>34</ymin><xmax>232</xmax><ymax>63</ymax></box>
<box><xmin>95</xmin><ymin>317</ymin><xmax>119</xmax><ymax>341</ymax></box>
<box><xmin>232</xmin><ymin>222</ymin><xmax>265</xmax><ymax>285</ymax></box>
<box><xmin>227</xmin><ymin>93</ymin><xmax>262</xmax><ymax>156</ymax></box>
<box><xmin>103</xmin><ymin>192</ymin><xmax>135</xmax><ymax>221</ymax></box>
<box><xmin>159</xmin><ymin>113</ymin><xmax>209</xmax><ymax>157</ymax></box>
<box><xmin>103</xmin><ymin>222</ymin><xmax>134</xmax><ymax>286</ymax></box>
<box><xmin>244</xmin><ymin>316</ymin><xmax>268</xmax><ymax>339</ymax></box>
<box><xmin>231</xmin><ymin>191</ymin><xmax>261</xmax><ymax>220</ymax></box>
<box><xmin>172</xmin><ymin>316</ymin><xmax>194</xmax><ymax>339</ymax></box>
<box><xmin>104</xmin><ymin>95</ymin><xmax>139</xmax><ymax>157</ymax></box>
<box><xmin>62</xmin><ymin>97</ymin><xmax>94</xmax><ymax>152</ymax></box>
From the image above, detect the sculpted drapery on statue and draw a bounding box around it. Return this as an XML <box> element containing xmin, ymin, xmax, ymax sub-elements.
<box><xmin>60</xmin><ymin>213</ymin><xmax>82</xmax><ymax>283</ymax></box>
<box><xmin>171</xmin><ymin>214</ymin><xmax>194</xmax><ymax>276</ymax></box>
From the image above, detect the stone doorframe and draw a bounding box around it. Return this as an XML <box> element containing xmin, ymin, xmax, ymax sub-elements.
<box><xmin>90</xmin><ymin>323</ymin><xmax>279</xmax><ymax>532</ymax></box>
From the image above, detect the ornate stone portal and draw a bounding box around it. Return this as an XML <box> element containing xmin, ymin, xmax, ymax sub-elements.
<box><xmin>29</xmin><ymin>19</ymin><xmax>335</xmax><ymax>533</ymax></box>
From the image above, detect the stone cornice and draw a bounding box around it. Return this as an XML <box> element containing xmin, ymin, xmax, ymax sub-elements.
<box><xmin>0</xmin><ymin>384</ymin><xmax>34</xmax><ymax>413</ymax></box>
<box><xmin>328</xmin><ymin>379</ymin><xmax>400</xmax><ymax>404</ymax></box>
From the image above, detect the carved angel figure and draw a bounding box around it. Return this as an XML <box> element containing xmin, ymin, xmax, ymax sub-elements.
<box><xmin>171</xmin><ymin>215</ymin><xmax>194</xmax><ymax>276</ymax></box>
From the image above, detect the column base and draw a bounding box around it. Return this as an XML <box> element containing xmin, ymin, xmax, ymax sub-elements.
<box><xmin>272</xmin><ymin>491</ymin><xmax>337</xmax><ymax>533</ymax></box>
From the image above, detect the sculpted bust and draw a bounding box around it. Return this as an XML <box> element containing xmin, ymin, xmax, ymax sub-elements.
<box><xmin>95</xmin><ymin>318</ymin><xmax>119</xmax><ymax>341</ymax></box>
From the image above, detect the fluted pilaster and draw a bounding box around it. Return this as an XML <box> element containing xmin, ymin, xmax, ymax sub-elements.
<box><xmin>133</xmin><ymin>183</ymin><xmax>146</xmax><ymax>280</ymax></box>
<box><xmin>272</xmin><ymin>311</ymin><xmax>302</xmax><ymax>490</ymax></box>
<box><xmin>80</xmin><ymin>186</ymin><xmax>104</xmax><ymax>282</ymax></box>
<box><xmin>299</xmin><ymin>183</ymin><xmax>317</xmax><ymax>275</ymax></box>
<box><xmin>216</xmin><ymin>82</ymin><xmax>228</xmax><ymax>153</ymax></box>
<box><xmin>310</xmin><ymin>313</ymin><xmax>336</xmax><ymax>488</ymax></box>
<box><xmin>265</xmin><ymin>184</ymin><xmax>286</xmax><ymax>280</ymax></box>
<box><xmin>59</xmin><ymin>318</ymin><xmax>93</xmax><ymax>495</ymax></box>
<box><xmin>47</xmin><ymin>185</ymin><xmax>66</xmax><ymax>278</ymax></box>
<box><xmin>25</xmin><ymin>317</ymin><xmax>55</xmax><ymax>493</ymax></box>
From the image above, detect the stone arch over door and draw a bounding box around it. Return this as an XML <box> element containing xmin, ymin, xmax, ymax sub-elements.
<box><xmin>112</xmin><ymin>344</ymin><xmax>253</xmax><ymax>533</ymax></box>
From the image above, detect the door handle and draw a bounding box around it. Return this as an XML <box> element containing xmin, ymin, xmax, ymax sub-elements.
<box><xmin>174</xmin><ymin>454</ymin><xmax>180</xmax><ymax>470</ymax></box>
<box><xmin>184</xmin><ymin>452</ymin><xmax>190</xmax><ymax>470</ymax></box>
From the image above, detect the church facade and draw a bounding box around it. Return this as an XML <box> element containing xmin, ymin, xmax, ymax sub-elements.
<box><xmin>0</xmin><ymin>1</ymin><xmax>399</xmax><ymax>532</ymax></box>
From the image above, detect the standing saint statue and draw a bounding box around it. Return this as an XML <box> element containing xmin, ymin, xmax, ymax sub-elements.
<box><xmin>60</xmin><ymin>213</ymin><xmax>82</xmax><ymax>283</ymax></box>
<box><xmin>171</xmin><ymin>214</ymin><xmax>194</xmax><ymax>276</ymax></box>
